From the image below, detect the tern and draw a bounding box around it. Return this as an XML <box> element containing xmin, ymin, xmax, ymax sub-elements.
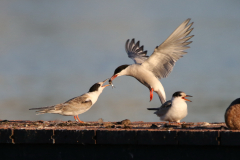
<box><xmin>147</xmin><ymin>91</ymin><xmax>192</xmax><ymax>122</ymax></box>
<box><xmin>109</xmin><ymin>19</ymin><xmax>194</xmax><ymax>104</ymax></box>
<box><xmin>29</xmin><ymin>79</ymin><xmax>110</xmax><ymax>123</ymax></box>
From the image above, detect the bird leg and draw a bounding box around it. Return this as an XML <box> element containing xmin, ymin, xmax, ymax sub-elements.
<box><xmin>76</xmin><ymin>115</ymin><xmax>84</xmax><ymax>123</ymax></box>
<box><xmin>150</xmin><ymin>88</ymin><xmax>154</xmax><ymax>101</ymax></box>
<box><xmin>73</xmin><ymin>115</ymin><xmax>84</xmax><ymax>123</ymax></box>
<box><xmin>176</xmin><ymin>120</ymin><xmax>181</xmax><ymax>125</ymax></box>
<box><xmin>74</xmin><ymin>116</ymin><xmax>77</xmax><ymax>122</ymax></box>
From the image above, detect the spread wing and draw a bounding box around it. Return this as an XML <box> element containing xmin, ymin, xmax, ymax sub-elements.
<box><xmin>154</xmin><ymin>100</ymin><xmax>172</xmax><ymax>116</ymax></box>
<box><xmin>125</xmin><ymin>39</ymin><xmax>149</xmax><ymax>64</ymax></box>
<box><xmin>142</xmin><ymin>18</ymin><xmax>194</xmax><ymax>79</ymax></box>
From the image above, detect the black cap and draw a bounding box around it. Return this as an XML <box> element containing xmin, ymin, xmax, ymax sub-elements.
<box><xmin>114</xmin><ymin>65</ymin><xmax>129</xmax><ymax>75</ymax></box>
<box><xmin>89</xmin><ymin>83</ymin><xmax>101</xmax><ymax>92</ymax></box>
<box><xmin>172</xmin><ymin>91</ymin><xmax>183</xmax><ymax>97</ymax></box>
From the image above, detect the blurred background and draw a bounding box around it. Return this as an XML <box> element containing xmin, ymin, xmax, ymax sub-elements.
<box><xmin>0</xmin><ymin>0</ymin><xmax>239</xmax><ymax>122</ymax></box>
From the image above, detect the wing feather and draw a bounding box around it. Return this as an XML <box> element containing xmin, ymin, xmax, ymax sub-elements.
<box><xmin>125</xmin><ymin>38</ymin><xmax>149</xmax><ymax>64</ymax></box>
<box><xmin>142</xmin><ymin>18</ymin><xmax>194</xmax><ymax>79</ymax></box>
<box><xmin>154</xmin><ymin>100</ymin><xmax>172</xmax><ymax>116</ymax></box>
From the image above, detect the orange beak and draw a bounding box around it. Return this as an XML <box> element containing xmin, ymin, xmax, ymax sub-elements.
<box><xmin>101</xmin><ymin>78</ymin><xmax>110</xmax><ymax>87</ymax></box>
<box><xmin>102</xmin><ymin>84</ymin><xmax>110</xmax><ymax>88</ymax></box>
<box><xmin>182</xmin><ymin>95</ymin><xmax>192</xmax><ymax>102</ymax></box>
<box><xmin>109</xmin><ymin>74</ymin><xmax>118</xmax><ymax>82</ymax></box>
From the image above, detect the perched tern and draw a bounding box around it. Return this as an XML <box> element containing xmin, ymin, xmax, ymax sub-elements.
<box><xmin>109</xmin><ymin>19</ymin><xmax>194</xmax><ymax>104</ymax></box>
<box><xmin>147</xmin><ymin>91</ymin><xmax>192</xmax><ymax>122</ymax></box>
<box><xmin>29</xmin><ymin>79</ymin><xmax>110</xmax><ymax>123</ymax></box>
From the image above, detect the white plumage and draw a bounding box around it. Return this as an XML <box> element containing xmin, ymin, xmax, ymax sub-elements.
<box><xmin>148</xmin><ymin>91</ymin><xmax>192</xmax><ymax>122</ymax></box>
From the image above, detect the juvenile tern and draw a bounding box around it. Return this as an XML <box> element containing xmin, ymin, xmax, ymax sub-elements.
<box><xmin>29</xmin><ymin>79</ymin><xmax>110</xmax><ymax>123</ymax></box>
<box><xmin>147</xmin><ymin>91</ymin><xmax>192</xmax><ymax>122</ymax></box>
<box><xmin>109</xmin><ymin>19</ymin><xmax>194</xmax><ymax>104</ymax></box>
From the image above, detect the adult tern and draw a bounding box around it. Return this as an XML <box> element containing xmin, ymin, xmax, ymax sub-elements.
<box><xmin>109</xmin><ymin>19</ymin><xmax>194</xmax><ymax>104</ymax></box>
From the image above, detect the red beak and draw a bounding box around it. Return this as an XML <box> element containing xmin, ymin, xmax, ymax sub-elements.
<box><xmin>110</xmin><ymin>74</ymin><xmax>118</xmax><ymax>81</ymax></box>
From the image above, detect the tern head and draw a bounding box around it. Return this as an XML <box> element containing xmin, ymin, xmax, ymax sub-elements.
<box><xmin>89</xmin><ymin>78</ymin><xmax>110</xmax><ymax>93</ymax></box>
<box><xmin>172</xmin><ymin>91</ymin><xmax>192</xmax><ymax>102</ymax></box>
<box><xmin>109</xmin><ymin>65</ymin><xmax>130</xmax><ymax>82</ymax></box>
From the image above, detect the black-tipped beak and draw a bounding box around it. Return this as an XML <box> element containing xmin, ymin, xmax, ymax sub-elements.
<box><xmin>182</xmin><ymin>95</ymin><xmax>192</xmax><ymax>102</ymax></box>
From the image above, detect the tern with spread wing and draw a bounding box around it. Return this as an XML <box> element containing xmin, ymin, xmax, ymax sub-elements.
<box><xmin>29</xmin><ymin>79</ymin><xmax>110</xmax><ymax>123</ymax></box>
<box><xmin>147</xmin><ymin>91</ymin><xmax>192</xmax><ymax>122</ymax></box>
<box><xmin>109</xmin><ymin>19</ymin><xmax>194</xmax><ymax>104</ymax></box>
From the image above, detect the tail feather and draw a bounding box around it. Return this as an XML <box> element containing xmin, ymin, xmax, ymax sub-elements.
<box><xmin>147</xmin><ymin>108</ymin><xmax>159</xmax><ymax>110</ymax></box>
<box><xmin>35</xmin><ymin>111</ymin><xmax>46</xmax><ymax>115</ymax></box>
<box><xmin>29</xmin><ymin>105</ymin><xmax>56</xmax><ymax>115</ymax></box>
<box><xmin>29</xmin><ymin>105</ymin><xmax>55</xmax><ymax>110</ymax></box>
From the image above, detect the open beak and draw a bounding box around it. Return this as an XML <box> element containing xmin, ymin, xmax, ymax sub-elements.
<box><xmin>101</xmin><ymin>78</ymin><xmax>110</xmax><ymax>87</ymax></box>
<box><xmin>182</xmin><ymin>95</ymin><xmax>192</xmax><ymax>102</ymax></box>
<box><xmin>102</xmin><ymin>84</ymin><xmax>110</xmax><ymax>88</ymax></box>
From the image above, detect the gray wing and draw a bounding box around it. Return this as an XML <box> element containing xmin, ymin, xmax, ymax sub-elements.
<box><xmin>125</xmin><ymin>39</ymin><xmax>149</xmax><ymax>64</ymax></box>
<box><xmin>64</xmin><ymin>94</ymin><xmax>91</xmax><ymax>104</ymax></box>
<box><xmin>63</xmin><ymin>94</ymin><xmax>92</xmax><ymax>105</ymax></box>
<box><xmin>62</xmin><ymin>94</ymin><xmax>92</xmax><ymax>112</ymax></box>
<box><xmin>142</xmin><ymin>18</ymin><xmax>194</xmax><ymax>79</ymax></box>
<box><xmin>29</xmin><ymin>95</ymin><xmax>92</xmax><ymax>114</ymax></box>
<box><xmin>154</xmin><ymin>100</ymin><xmax>172</xmax><ymax>116</ymax></box>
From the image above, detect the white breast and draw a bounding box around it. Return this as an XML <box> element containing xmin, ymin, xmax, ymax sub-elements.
<box><xmin>161</xmin><ymin>98</ymin><xmax>188</xmax><ymax>122</ymax></box>
<box><xmin>128</xmin><ymin>65</ymin><xmax>163</xmax><ymax>89</ymax></box>
<box><xmin>85</xmin><ymin>92</ymin><xmax>97</xmax><ymax>105</ymax></box>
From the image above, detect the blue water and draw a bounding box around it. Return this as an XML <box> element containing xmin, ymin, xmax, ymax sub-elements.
<box><xmin>0</xmin><ymin>0</ymin><xmax>239</xmax><ymax>122</ymax></box>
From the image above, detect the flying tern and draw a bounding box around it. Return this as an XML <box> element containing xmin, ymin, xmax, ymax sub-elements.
<box><xmin>109</xmin><ymin>19</ymin><xmax>194</xmax><ymax>104</ymax></box>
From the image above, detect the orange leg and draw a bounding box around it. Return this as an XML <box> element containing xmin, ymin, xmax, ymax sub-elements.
<box><xmin>76</xmin><ymin>115</ymin><xmax>84</xmax><ymax>123</ymax></box>
<box><xmin>74</xmin><ymin>116</ymin><xmax>77</xmax><ymax>121</ymax></box>
<box><xmin>150</xmin><ymin>88</ymin><xmax>154</xmax><ymax>101</ymax></box>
